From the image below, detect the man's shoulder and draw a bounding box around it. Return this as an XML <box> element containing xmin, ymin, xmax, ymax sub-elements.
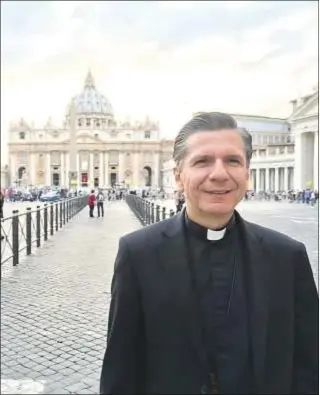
<box><xmin>122</xmin><ymin>217</ymin><xmax>172</xmax><ymax>250</ymax></box>
<box><xmin>245</xmin><ymin>220</ymin><xmax>304</xmax><ymax>251</ymax></box>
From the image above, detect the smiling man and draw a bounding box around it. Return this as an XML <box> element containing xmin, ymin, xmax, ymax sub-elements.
<box><xmin>100</xmin><ymin>112</ymin><xmax>318</xmax><ymax>394</ymax></box>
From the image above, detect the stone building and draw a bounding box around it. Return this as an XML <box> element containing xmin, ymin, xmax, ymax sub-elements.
<box><xmin>7</xmin><ymin>71</ymin><xmax>173</xmax><ymax>189</ymax></box>
<box><xmin>290</xmin><ymin>90</ymin><xmax>318</xmax><ymax>191</ymax></box>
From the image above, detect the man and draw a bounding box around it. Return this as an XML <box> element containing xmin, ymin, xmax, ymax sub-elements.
<box><xmin>100</xmin><ymin>112</ymin><xmax>318</xmax><ymax>394</ymax></box>
<box><xmin>88</xmin><ymin>189</ymin><xmax>96</xmax><ymax>218</ymax></box>
<box><xmin>96</xmin><ymin>188</ymin><xmax>105</xmax><ymax>218</ymax></box>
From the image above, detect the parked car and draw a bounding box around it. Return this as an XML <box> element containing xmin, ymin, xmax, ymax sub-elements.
<box><xmin>22</xmin><ymin>192</ymin><xmax>36</xmax><ymax>202</ymax></box>
<box><xmin>39</xmin><ymin>191</ymin><xmax>61</xmax><ymax>202</ymax></box>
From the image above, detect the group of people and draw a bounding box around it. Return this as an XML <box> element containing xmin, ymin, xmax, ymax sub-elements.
<box><xmin>87</xmin><ymin>189</ymin><xmax>105</xmax><ymax>218</ymax></box>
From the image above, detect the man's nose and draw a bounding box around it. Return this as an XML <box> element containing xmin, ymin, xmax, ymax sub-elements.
<box><xmin>208</xmin><ymin>160</ymin><xmax>229</xmax><ymax>181</ymax></box>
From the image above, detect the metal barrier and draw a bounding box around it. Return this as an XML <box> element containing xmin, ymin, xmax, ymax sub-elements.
<box><xmin>0</xmin><ymin>196</ymin><xmax>87</xmax><ymax>268</ymax></box>
<box><xmin>126</xmin><ymin>194</ymin><xmax>175</xmax><ymax>226</ymax></box>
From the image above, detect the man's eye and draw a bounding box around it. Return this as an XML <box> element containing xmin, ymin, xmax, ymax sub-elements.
<box><xmin>228</xmin><ymin>158</ymin><xmax>240</xmax><ymax>164</ymax></box>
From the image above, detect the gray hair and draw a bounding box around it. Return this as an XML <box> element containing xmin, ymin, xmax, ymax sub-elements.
<box><xmin>173</xmin><ymin>112</ymin><xmax>252</xmax><ymax>168</ymax></box>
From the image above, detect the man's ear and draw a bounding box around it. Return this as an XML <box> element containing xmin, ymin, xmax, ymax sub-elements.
<box><xmin>174</xmin><ymin>167</ymin><xmax>183</xmax><ymax>192</ymax></box>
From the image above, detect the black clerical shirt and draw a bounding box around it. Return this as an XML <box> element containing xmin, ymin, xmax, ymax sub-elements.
<box><xmin>184</xmin><ymin>213</ymin><xmax>252</xmax><ymax>394</ymax></box>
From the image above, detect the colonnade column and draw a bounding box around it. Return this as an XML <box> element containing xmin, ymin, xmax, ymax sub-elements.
<box><xmin>256</xmin><ymin>168</ymin><xmax>260</xmax><ymax>192</ymax></box>
<box><xmin>154</xmin><ymin>151</ymin><xmax>160</xmax><ymax>187</ymax></box>
<box><xmin>284</xmin><ymin>167</ymin><xmax>288</xmax><ymax>192</ymax></box>
<box><xmin>265</xmin><ymin>168</ymin><xmax>270</xmax><ymax>192</ymax></box>
<box><xmin>314</xmin><ymin>131</ymin><xmax>319</xmax><ymax>190</ymax></box>
<box><xmin>133</xmin><ymin>151</ymin><xmax>140</xmax><ymax>188</ymax></box>
<box><xmin>275</xmin><ymin>167</ymin><xmax>279</xmax><ymax>192</ymax></box>
<box><xmin>118</xmin><ymin>152</ymin><xmax>125</xmax><ymax>185</ymax></box>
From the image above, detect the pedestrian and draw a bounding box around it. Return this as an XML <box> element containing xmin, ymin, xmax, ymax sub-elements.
<box><xmin>96</xmin><ymin>188</ymin><xmax>105</xmax><ymax>218</ymax></box>
<box><xmin>88</xmin><ymin>189</ymin><xmax>96</xmax><ymax>218</ymax></box>
<box><xmin>100</xmin><ymin>112</ymin><xmax>318</xmax><ymax>395</ymax></box>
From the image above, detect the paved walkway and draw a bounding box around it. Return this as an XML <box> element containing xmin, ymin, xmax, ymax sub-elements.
<box><xmin>1</xmin><ymin>201</ymin><xmax>141</xmax><ymax>395</ymax></box>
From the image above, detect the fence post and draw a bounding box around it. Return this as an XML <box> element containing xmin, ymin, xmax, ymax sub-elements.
<box><xmin>12</xmin><ymin>210</ymin><xmax>19</xmax><ymax>266</ymax></box>
<box><xmin>59</xmin><ymin>201</ymin><xmax>63</xmax><ymax>228</ymax></box>
<box><xmin>50</xmin><ymin>203</ymin><xmax>54</xmax><ymax>236</ymax></box>
<box><xmin>36</xmin><ymin>206</ymin><xmax>41</xmax><ymax>248</ymax></box>
<box><xmin>151</xmin><ymin>203</ymin><xmax>155</xmax><ymax>223</ymax></box>
<box><xmin>44</xmin><ymin>204</ymin><xmax>48</xmax><ymax>241</ymax></box>
<box><xmin>156</xmin><ymin>205</ymin><xmax>160</xmax><ymax>222</ymax></box>
<box><xmin>63</xmin><ymin>201</ymin><xmax>66</xmax><ymax>225</ymax></box>
<box><xmin>55</xmin><ymin>203</ymin><xmax>59</xmax><ymax>231</ymax></box>
<box><xmin>26</xmin><ymin>208</ymin><xmax>32</xmax><ymax>255</ymax></box>
<box><xmin>143</xmin><ymin>200</ymin><xmax>147</xmax><ymax>224</ymax></box>
<box><xmin>162</xmin><ymin>206</ymin><xmax>166</xmax><ymax>221</ymax></box>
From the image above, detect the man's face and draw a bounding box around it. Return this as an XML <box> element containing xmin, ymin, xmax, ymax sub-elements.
<box><xmin>174</xmin><ymin>130</ymin><xmax>249</xmax><ymax>218</ymax></box>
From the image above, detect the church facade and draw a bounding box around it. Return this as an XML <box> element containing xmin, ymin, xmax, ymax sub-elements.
<box><xmin>7</xmin><ymin>71</ymin><xmax>173</xmax><ymax>189</ymax></box>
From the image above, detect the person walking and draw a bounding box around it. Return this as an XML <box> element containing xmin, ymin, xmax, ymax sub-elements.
<box><xmin>96</xmin><ymin>189</ymin><xmax>105</xmax><ymax>218</ymax></box>
<box><xmin>88</xmin><ymin>190</ymin><xmax>96</xmax><ymax>218</ymax></box>
<box><xmin>100</xmin><ymin>112</ymin><xmax>318</xmax><ymax>395</ymax></box>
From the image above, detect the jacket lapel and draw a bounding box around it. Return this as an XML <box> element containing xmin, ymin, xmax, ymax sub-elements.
<box><xmin>237</xmin><ymin>214</ymin><xmax>270</xmax><ymax>393</ymax></box>
<box><xmin>157</xmin><ymin>210</ymin><xmax>208</xmax><ymax>370</ymax></box>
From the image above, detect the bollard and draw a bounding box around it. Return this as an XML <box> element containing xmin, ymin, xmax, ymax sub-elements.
<box><xmin>143</xmin><ymin>200</ymin><xmax>147</xmax><ymax>225</ymax></box>
<box><xmin>26</xmin><ymin>207</ymin><xmax>32</xmax><ymax>255</ymax></box>
<box><xmin>36</xmin><ymin>206</ymin><xmax>41</xmax><ymax>247</ymax></box>
<box><xmin>59</xmin><ymin>201</ymin><xmax>63</xmax><ymax>228</ymax></box>
<box><xmin>156</xmin><ymin>205</ymin><xmax>160</xmax><ymax>222</ymax></box>
<box><xmin>55</xmin><ymin>203</ymin><xmax>59</xmax><ymax>231</ymax></box>
<box><xmin>63</xmin><ymin>201</ymin><xmax>66</xmax><ymax>225</ymax></box>
<box><xmin>162</xmin><ymin>206</ymin><xmax>166</xmax><ymax>221</ymax></box>
<box><xmin>44</xmin><ymin>204</ymin><xmax>48</xmax><ymax>241</ymax></box>
<box><xmin>12</xmin><ymin>210</ymin><xmax>19</xmax><ymax>266</ymax></box>
<box><xmin>151</xmin><ymin>203</ymin><xmax>155</xmax><ymax>224</ymax></box>
<box><xmin>50</xmin><ymin>203</ymin><xmax>54</xmax><ymax>236</ymax></box>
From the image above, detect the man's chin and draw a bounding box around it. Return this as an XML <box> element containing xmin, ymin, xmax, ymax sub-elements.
<box><xmin>200</xmin><ymin>202</ymin><xmax>235</xmax><ymax>216</ymax></box>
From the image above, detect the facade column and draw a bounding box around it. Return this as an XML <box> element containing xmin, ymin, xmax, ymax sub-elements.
<box><xmin>46</xmin><ymin>152</ymin><xmax>51</xmax><ymax>186</ymax></box>
<box><xmin>275</xmin><ymin>167</ymin><xmax>279</xmax><ymax>192</ymax></box>
<box><xmin>294</xmin><ymin>132</ymin><xmax>302</xmax><ymax>190</ymax></box>
<box><xmin>65</xmin><ymin>152</ymin><xmax>70</xmax><ymax>185</ymax></box>
<box><xmin>89</xmin><ymin>152</ymin><xmax>94</xmax><ymax>187</ymax></box>
<box><xmin>99</xmin><ymin>151</ymin><xmax>104</xmax><ymax>187</ymax></box>
<box><xmin>154</xmin><ymin>151</ymin><xmax>160</xmax><ymax>187</ymax></box>
<box><xmin>10</xmin><ymin>153</ymin><xmax>17</xmax><ymax>184</ymax></box>
<box><xmin>118</xmin><ymin>152</ymin><xmax>125</xmax><ymax>185</ymax></box>
<box><xmin>29</xmin><ymin>153</ymin><xmax>36</xmax><ymax>186</ymax></box>
<box><xmin>76</xmin><ymin>153</ymin><xmax>80</xmax><ymax>187</ymax></box>
<box><xmin>256</xmin><ymin>168</ymin><xmax>260</xmax><ymax>192</ymax></box>
<box><xmin>314</xmin><ymin>131</ymin><xmax>319</xmax><ymax>191</ymax></box>
<box><xmin>60</xmin><ymin>151</ymin><xmax>65</xmax><ymax>186</ymax></box>
<box><xmin>104</xmin><ymin>151</ymin><xmax>109</xmax><ymax>186</ymax></box>
<box><xmin>284</xmin><ymin>167</ymin><xmax>288</xmax><ymax>192</ymax></box>
<box><xmin>265</xmin><ymin>167</ymin><xmax>270</xmax><ymax>192</ymax></box>
<box><xmin>133</xmin><ymin>151</ymin><xmax>140</xmax><ymax>188</ymax></box>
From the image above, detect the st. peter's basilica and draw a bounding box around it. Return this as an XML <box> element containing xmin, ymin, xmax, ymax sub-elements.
<box><xmin>7</xmin><ymin>71</ymin><xmax>173</xmax><ymax>189</ymax></box>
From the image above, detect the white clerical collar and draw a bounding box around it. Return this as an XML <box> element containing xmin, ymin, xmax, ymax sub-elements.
<box><xmin>207</xmin><ymin>228</ymin><xmax>227</xmax><ymax>241</ymax></box>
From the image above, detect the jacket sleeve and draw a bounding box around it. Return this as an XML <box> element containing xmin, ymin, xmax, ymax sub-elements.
<box><xmin>292</xmin><ymin>244</ymin><xmax>319</xmax><ymax>394</ymax></box>
<box><xmin>100</xmin><ymin>237</ymin><xmax>144</xmax><ymax>394</ymax></box>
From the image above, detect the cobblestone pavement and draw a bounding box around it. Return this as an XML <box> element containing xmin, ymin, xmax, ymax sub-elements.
<box><xmin>1</xmin><ymin>201</ymin><xmax>141</xmax><ymax>394</ymax></box>
<box><xmin>1</xmin><ymin>200</ymin><xmax>318</xmax><ymax>394</ymax></box>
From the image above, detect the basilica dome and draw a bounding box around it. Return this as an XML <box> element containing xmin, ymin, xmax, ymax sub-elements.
<box><xmin>67</xmin><ymin>71</ymin><xmax>113</xmax><ymax>118</ymax></box>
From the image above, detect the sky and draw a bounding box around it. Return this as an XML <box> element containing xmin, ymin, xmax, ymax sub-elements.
<box><xmin>1</xmin><ymin>0</ymin><xmax>318</xmax><ymax>163</ymax></box>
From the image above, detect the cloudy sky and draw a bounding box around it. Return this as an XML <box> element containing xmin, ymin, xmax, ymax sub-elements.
<box><xmin>1</xmin><ymin>0</ymin><xmax>318</xmax><ymax>160</ymax></box>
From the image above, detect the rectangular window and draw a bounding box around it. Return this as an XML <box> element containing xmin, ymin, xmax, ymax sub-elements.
<box><xmin>144</xmin><ymin>130</ymin><xmax>151</xmax><ymax>139</ymax></box>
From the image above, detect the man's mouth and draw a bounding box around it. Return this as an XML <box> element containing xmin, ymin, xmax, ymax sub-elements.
<box><xmin>206</xmin><ymin>190</ymin><xmax>231</xmax><ymax>195</ymax></box>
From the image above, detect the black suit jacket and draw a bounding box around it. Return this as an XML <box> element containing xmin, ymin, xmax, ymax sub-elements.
<box><xmin>100</xmin><ymin>210</ymin><xmax>318</xmax><ymax>394</ymax></box>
